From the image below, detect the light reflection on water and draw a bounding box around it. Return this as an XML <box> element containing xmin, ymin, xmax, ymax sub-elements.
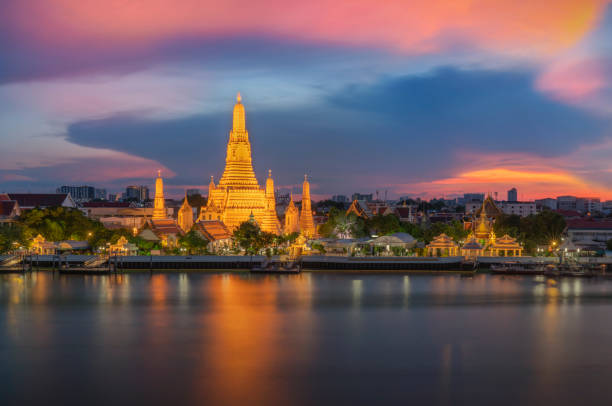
<box><xmin>2</xmin><ymin>271</ymin><xmax>612</xmax><ymax>406</ymax></box>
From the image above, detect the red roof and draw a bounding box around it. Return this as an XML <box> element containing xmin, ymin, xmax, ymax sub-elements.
<box><xmin>554</xmin><ymin>210</ymin><xmax>582</xmax><ymax>218</ymax></box>
<box><xmin>566</xmin><ymin>219</ymin><xmax>612</xmax><ymax>230</ymax></box>
<box><xmin>0</xmin><ymin>194</ymin><xmax>11</xmax><ymax>201</ymax></box>
<box><xmin>8</xmin><ymin>193</ymin><xmax>71</xmax><ymax>208</ymax></box>
<box><xmin>82</xmin><ymin>202</ymin><xmax>130</xmax><ymax>208</ymax></box>
<box><xmin>395</xmin><ymin>207</ymin><xmax>412</xmax><ymax>218</ymax></box>
<box><xmin>195</xmin><ymin>220</ymin><xmax>231</xmax><ymax>241</ymax></box>
<box><xmin>0</xmin><ymin>201</ymin><xmax>18</xmax><ymax>217</ymax></box>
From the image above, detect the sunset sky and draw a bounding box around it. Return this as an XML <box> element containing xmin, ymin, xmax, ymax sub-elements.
<box><xmin>1</xmin><ymin>0</ymin><xmax>612</xmax><ymax>200</ymax></box>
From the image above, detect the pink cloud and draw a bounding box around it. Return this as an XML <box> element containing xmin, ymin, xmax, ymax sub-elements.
<box><xmin>6</xmin><ymin>0</ymin><xmax>609</xmax><ymax>56</ymax></box>
<box><xmin>1</xmin><ymin>174</ymin><xmax>36</xmax><ymax>182</ymax></box>
<box><xmin>536</xmin><ymin>58</ymin><xmax>609</xmax><ymax>102</ymax></box>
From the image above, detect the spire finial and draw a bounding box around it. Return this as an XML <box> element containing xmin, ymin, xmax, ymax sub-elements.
<box><xmin>236</xmin><ymin>92</ymin><xmax>242</xmax><ymax>103</ymax></box>
<box><xmin>304</xmin><ymin>174</ymin><xmax>308</xmax><ymax>181</ymax></box>
<box><xmin>157</xmin><ymin>169</ymin><xmax>161</xmax><ymax>177</ymax></box>
<box><xmin>268</xmin><ymin>169</ymin><xmax>272</xmax><ymax>177</ymax></box>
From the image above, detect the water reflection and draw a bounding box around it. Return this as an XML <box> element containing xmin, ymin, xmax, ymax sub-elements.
<box><xmin>2</xmin><ymin>272</ymin><xmax>612</xmax><ymax>406</ymax></box>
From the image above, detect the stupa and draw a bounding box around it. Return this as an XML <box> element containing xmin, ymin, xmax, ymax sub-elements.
<box><xmin>198</xmin><ymin>93</ymin><xmax>280</xmax><ymax>234</ymax></box>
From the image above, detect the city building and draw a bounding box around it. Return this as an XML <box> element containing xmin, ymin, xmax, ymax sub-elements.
<box><xmin>186</xmin><ymin>188</ymin><xmax>201</xmax><ymax>196</ymax></box>
<box><xmin>457</xmin><ymin>193</ymin><xmax>484</xmax><ymax>205</ymax></box>
<box><xmin>466</xmin><ymin>195</ymin><xmax>535</xmax><ymax>217</ymax></box>
<box><xmin>507</xmin><ymin>188</ymin><xmax>517</xmax><ymax>202</ymax></box>
<box><xmin>565</xmin><ymin>218</ymin><xmax>612</xmax><ymax>251</ymax></box>
<box><xmin>56</xmin><ymin>185</ymin><xmax>95</xmax><ymax>202</ymax></box>
<box><xmin>94</xmin><ymin>188</ymin><xmax>107</xmax><ymax>200</ymax></box>
<box><xmin>535</xmin><ymin>198</ymin><xmax>557</xmax><ymax>211</ymax></box>
<box><xmin>557</xmin><ymin>196</ymin><xmax>577</xmax><ymax>211</ymax></box>
<box><xmin>576</xmin><ymin>197</ymin><xmax>601</xmax><ymax>214</ymax></box>
<box><xmin>351</xmin><ymin>193</ymin><xmax>373</xmax><ymax>202</ymax></box>
<box><xmin>125</xmin><ymin>185</ymin><xmax>149</xmax><ymax>202</ymax></box>
<box><xmin>8</xmin><ymin>193</ymin><xmax>76</xmax><ymax>210</ymax></box>
<box><xmin>331</xmin><ymin>195</ymin><xmax>349</xmax><ymax>203</ymax></box>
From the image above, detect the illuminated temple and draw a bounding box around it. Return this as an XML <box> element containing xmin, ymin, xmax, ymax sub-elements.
<box><xmin>198</xmin><ymin>93</ymin><xmax>281</xmax><ymax>234</ymax></box>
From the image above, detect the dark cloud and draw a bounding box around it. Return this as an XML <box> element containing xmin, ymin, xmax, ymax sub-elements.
<box><xmin>54</xmin><ymin>67</ymin><xmax>610</xmax><ymax>196</ymax></box>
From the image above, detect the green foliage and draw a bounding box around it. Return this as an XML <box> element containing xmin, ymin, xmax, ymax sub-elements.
<box><xmin>233</xmin><ymin>221</ymin><xmax>276</xmax><ymax>255</ymax></box>
<box><xmin>606</xmin><ymin>239</ymin><xmax>612</xmax><ymax>251</ymax></box>
<box><xmin>178</xmin><ymin>230</ymin><xmax>209</xmax><ymax>255</ymax></box>
<box><xmin>366</xmin><ymin>215</ymin><xmax>402</xmax><ymax>236</ymax></box>
<box><xmin>319</xmin><ymin>208</ymin><xmax>367</xmax><ymax>238</ymax></box>
<box><xmin>495</xmin><ymin>211</ymin><xmax>566</xmax><ymax>254</ymax></box>
<box><xmin>0</xmin><ymin>224</ymin><xmax>28</xmax><ymax>253</ymax></box>
<box><xmin>311</xmin><ymin>242</ymin><xmax>326</xmax><ymax>254</ymax></box>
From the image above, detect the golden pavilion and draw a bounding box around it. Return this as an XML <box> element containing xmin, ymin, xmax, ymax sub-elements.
<box><xmin>426</xmin><ymin>233</ymin><xmax>459</xmax><ymax>256</ymax></box>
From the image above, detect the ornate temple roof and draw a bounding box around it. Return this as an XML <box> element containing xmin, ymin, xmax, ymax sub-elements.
<box><xmin>489</xmin><ymin>234</ymin><xmax>521</xmax><ymax>249</ymax></box>
<box><xmin>426</xmin><ymin>233</ymin><xmax>459</xmax><ymax>249</ymax></box>
<box><xmin>475</xmin><ymin>195</ymin><xmax>503</xmax><ymax>217</ymax></box>
<box><xmin>462</xmin><ymin>238</ymin><xmax>483</xmax><ymax>250</ymax></box>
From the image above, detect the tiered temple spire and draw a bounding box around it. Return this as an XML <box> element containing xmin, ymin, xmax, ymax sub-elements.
<box><xmin>299</xmin><ymin>174</ymin><xmax>316</xmax><ymax>237</ymax></box>
<box><xmin>177</xmin><ymin>190</ymin><xmax>194</xmax><ymax>232</ymax></box>
<box><xmin>153</xmin><ymin>170</ymin><xmax>166</xmax><ymax>220</ymax></box>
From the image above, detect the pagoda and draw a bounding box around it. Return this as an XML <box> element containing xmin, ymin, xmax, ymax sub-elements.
<box><xmin>177</xmin><ymin>191</ymin><xmax>194</xmax><ymax>232</ymax></box>
<box><xmin>299</xmin><ymin>174</ymin><xmax>316</xmax><ymax>237</ymax></box>
<box><xmin>284</xmin><ymin>194</ymin><xmax>300</xmax><ymax>234</ymax></box>
<box><xmin>198</xmin><ymin>93</ymin><xmax>280</xmax><ymax>234</ymax></box>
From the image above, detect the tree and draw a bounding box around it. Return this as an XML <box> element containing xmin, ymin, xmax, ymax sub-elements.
<box><xmin>233</xmin><ymin>221</ymin><xmax>266</xmax><ymax>255</ymax></box>
<box><xmin>607</xmin><ymin>239</ymin><xmax>612</xmax><ymax>251</ymax></box>
<box><xmin>365</xmin><ymin>214</ymin><xmax>402</xmax><ymax>236</ymax></box>
<box><xmin>179</xmin><ymin>230</ymin><xmax>209</xmax><ymax>255</ymax></box>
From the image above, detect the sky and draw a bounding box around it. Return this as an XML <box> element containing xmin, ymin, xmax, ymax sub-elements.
<box><xmin>1</xmin><ymin>0</ymin><xmax>612</xmax><ymax>201</ymax></box>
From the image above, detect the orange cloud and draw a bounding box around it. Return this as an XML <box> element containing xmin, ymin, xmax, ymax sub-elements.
<box><xmin>7</xmin><ymin>0</ymin><xmax>609</xmax><ymax>56</ymax></box>
<box><xmin>389</xmin><ymin>148</ymin><xmax>612</xmax><ymax>200</ymax></box>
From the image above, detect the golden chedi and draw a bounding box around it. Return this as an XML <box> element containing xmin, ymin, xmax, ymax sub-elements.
<box><xmin>299</xmin><ymin>174</ymin><xmax>316</xmax><ymax>237</ymax></box>
<box><xmin>199</xmin><ymin>93</ymin><xmax>280</xmax><ymax>234</ymax></box>
<box><xmin>153</xmin><ymin>170</ymin><xmax>166</xmax><ymax>220</ymax></box>
<box><xmin>284</xmin><ymin>193</ymin><xmax>300</xmax><ymax>234</ymax></box>
<box><xmin>177</xmin><ymin>191</ymin><xmax>194</xmax><ymax>232</ymax></box>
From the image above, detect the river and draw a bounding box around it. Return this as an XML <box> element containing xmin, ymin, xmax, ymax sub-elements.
<box><xmin>2</xmin><ymin>271</ymin><xmax>612</xmax><ymax>405</ymax></box>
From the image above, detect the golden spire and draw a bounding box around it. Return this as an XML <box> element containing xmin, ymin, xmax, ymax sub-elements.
<box><xmin>232</xmin><ymin>92</ymin><xmax>245</xmax><ymax>133</ymax></box>
<box><xmin>299</xmin><ymin>174</ymin><xmax>315</xmax><ymax>237</ymax></box>
<box><xmin>219</xmin><ymin>93</ymin><xmax>259</xmax><ymax>188</ymax></box>
<box><xmin>153</xmin><ymin>171</ymin><xmax>166</xmax><ymax>220</ymax></box>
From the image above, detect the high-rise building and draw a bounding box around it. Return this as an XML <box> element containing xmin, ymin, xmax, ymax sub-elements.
<box><xmin>94</xmin><ymin>188</ymin><xmax>107</xmax><ymax>200</ymax></box>
<box><xmin>331</xmin><ymin>195</ymin><xmax>349</xmax><ymax>203</ymax></box>
<box><xmin>351</xmin><ymin>193</ymin><xmax>373</xmax><ymax>202</ymax></box>
<box><xmin>56</xmin><ymin>185</ymin><xmax>96</xmax><ymax>202</ymax></box>
<box><xmin>557</xmin><ymin>196</ymin><xmax>577</xmax><ymax>211</ymax></box>
<box><xmin>535</xmin><ymin>198</ymin><xmax>557</xmax><ymax>211</ymax></box>
<box><xmin>507</xmin><ymin>188</ymin><xmax>517</xmax><ymax>202</ymax></box>
<box><xmin>125</xmin><ymin>185</ymin><xmax>149</xmax><ymax>202</ymax></box>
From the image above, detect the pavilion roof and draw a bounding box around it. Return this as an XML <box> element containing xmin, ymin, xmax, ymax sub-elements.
<box><xmin>426</xmin><ymin>233</ymin><xmax>458</xmax><ymax>249</ymax></box>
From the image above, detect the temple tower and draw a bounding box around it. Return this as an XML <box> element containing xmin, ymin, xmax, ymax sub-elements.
<box><xmin>299</xmin><ymin>174</ymin><xmax>316</xmax><ymax>237</ymax></box>
<box><xmin>218</xmin><ymin>92</ymin><xmax>259</xmax><ymax>188</ymax></box>
<box><xmin>284</xmin><ymin>193</ymin><xmax>300</xmax><ymax>234</ymax></box>
<box><xmin>178</xmin><ymin>191</ymin><xmax>194</xmax><ymax>232</ymax></box>
<box><xmin>153</xmin><ymin>170</ymin><xmax>166</xmax><ymax>220</ymax></box>
<box><xmin>199</xmin><ymin>93</ymin><xmax>280</xmax><ymax>233</ymax></box>
<box><xmin>260</xmin><ymin>170</ymin><xmax>280</xmax><ymax>233</ymax></box>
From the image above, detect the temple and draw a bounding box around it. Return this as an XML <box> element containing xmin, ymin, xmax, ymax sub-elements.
<box><xmin>284</xmin><ymin>194</ymin><xmax>300</xmax><ymax>234</ymax></box>
<box><xmin>299</xmin><ymin>174</ymin><xmax>316</xmax><ymax>237</ymax></box>
<box><xmin>152</xmin><ymin>170</ymin><xmax>166</xmax><ymax>220</ymax></box>
<box><xmin>177</xmin><ymin>191</ymin><xmax>194</xmax><ymax>232</ymax></box>
<box><xmin>198</xmin><ymin>93</ymin><xmax>280</xmax><ymax>234</ymax></box>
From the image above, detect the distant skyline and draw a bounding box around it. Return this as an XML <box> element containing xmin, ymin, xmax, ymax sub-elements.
<box><xmin>2</xmin><ymin>1</ymin><xmax>612</xmax><ymax>199</ymax></box>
